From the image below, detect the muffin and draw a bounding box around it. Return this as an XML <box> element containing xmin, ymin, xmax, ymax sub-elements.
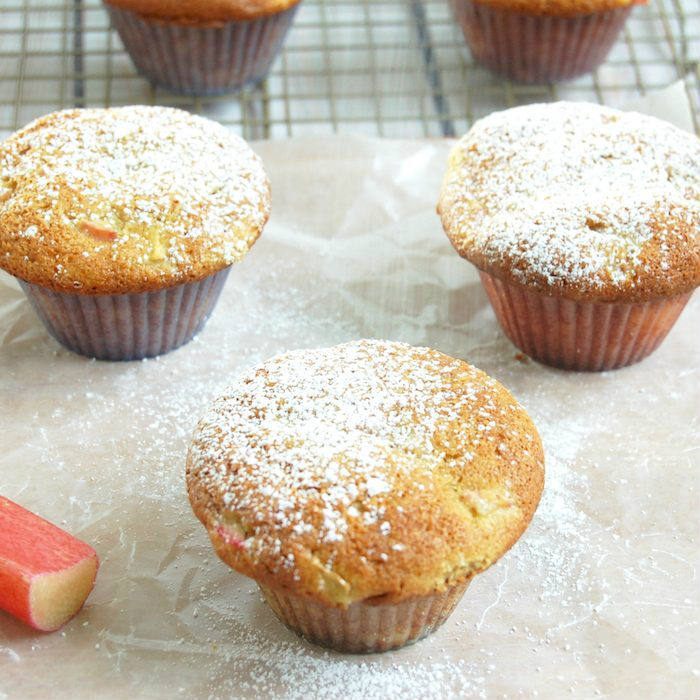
<box><xmin>187</xmin><ymin>339</ymin><xmax>544</xmax><ymax>653</ymax></box>
<box><xmin>438</xmin><ymin>102</ymin><xmax>700</xmax><ymax>371</ymax></box>
<box><xmin>104</xmin><ymin>0</ymin><xmax>302</xmax><ymax>95</ymax></box>
<box><xmin>449</xmin><ymin>0</ymin><xmax>644</xmax><ymax>83</ymax></box>
<box><xmin>0</xmin><ymin>106</ymin><xmax>270</xmax><ymax>361</ymax></box>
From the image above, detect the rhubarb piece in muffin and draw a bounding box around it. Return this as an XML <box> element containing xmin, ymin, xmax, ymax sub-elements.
<box><xmin>0</xmin><ymin>106</ymin><xmax>270</xmax><ymax>360</ymax></box>
<box><xmin>104</xmin><ymin>0</ymin><xmax>302</xmax><ymax>95</ymax></box>
<box><xmin>438</xmin><ymin>102</ymin><xmax>700</xmax><ymax>371</ymax></box>
<box><xmin>449</xmin><ymin>0</ymin><xmax>644</xmax><ymax>83</ymax></box>
<box><xmin>187</xmin><ymin>339</ymin><xmax>544</xmax><ymax>653</ymax></box>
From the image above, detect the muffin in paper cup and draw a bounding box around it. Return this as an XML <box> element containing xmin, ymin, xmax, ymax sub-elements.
<box><xmin>259</xmin><ymin>580</ymin><xmax>470</xmax><ymax>653</ymax></box>
<box><xmin>478</xmin><ymin>272</ymin><xmax>693</xmax><ymax>371</ymax></box>
<box><xmin>449</xmin><ymin>0</ymin><xmax>642</xmax><ymax>83</ymax></box>
<box><xmin>17</xmin><ymin>270</ymin><xmax>230</xmax><ymax>362</ymax></box>
<box><xmin>0</xmin><ymin>106</ymin><xmax>270</xmax><ymax>361</ymax></box>
<box><xmin>438</xmin><ymin>102</ymin><xmax>700</xmax><ymax>371</ymax></box>
<box><xmin>104</xmin><ymin>0</ymin><xmax>301</xmax><ymax>96</ymax></box>
<box><xmin>187</xmin><ymin>340</ymin><xmax>544</xmax><ymax>653</ymax></box>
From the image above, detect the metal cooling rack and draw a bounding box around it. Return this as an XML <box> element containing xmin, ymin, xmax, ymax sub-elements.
<box><xmin>0</xmin><ymin>0</ymin><xmax>699</xmax><ymax>140</ymax></box>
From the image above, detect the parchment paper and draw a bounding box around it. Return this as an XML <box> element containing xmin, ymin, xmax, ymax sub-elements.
<box><xmin>0</xmin><ymin>84</ymin><xmax>698</xmax><ymax>700</ymax></box>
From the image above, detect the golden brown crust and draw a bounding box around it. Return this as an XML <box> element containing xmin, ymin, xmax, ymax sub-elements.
<box><xmin>438</xmin><ymin>102</ymin><xmax>700</xmax><ymax>303</ymax></box>
<box><xmin>466</xmin><ymin>0</ymin><xmax>644</xmax><ymax>18</ymax></box>
<box><xmin>103</xmin><ymin>0</ymin><xmax>301</xmax><ymax>23</ymax></box>
<box><xmin>186</xmin><ymin>340</ymin><xmax>544</xmax><ymax>608</ymax></box>
<box><xmin>0</xmin><ymin>107</ymin><xmax>270</xmax><ymax>294</ymax></box>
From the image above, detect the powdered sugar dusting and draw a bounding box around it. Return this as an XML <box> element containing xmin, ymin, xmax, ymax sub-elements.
<box><xmin>440</xmin><ymin>102</ymin><xmax>700</xmax><ymax>294</ymax></box>
<box><xmin>188</xmin><ymin>339</ymin><xmax>533</xmax><ymax>585</ymax></box>
<box><xmin>1</xmin><ymin>135</ymin><xmax>697</xmax><ymax>699</ymax></box>
<box><xmin>0</xmin><ymin>106</ymin><xmax>269</xmax><ymax>288</ymax></box>
<box><xmin>174</xmin><ymin>627</ymin><xmax>484</xmax><ymax>700</ymax></box>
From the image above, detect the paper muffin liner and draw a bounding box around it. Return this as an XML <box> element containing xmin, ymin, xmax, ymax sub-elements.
<box><xmin>449</xmin><ymin>0</ymin><xmax>632</xmax><ymax>83</ymax></box>
<box><xmin>18</xmin><ymin>268</ymin><xmax>230</xmax><ymax>361</ymax></box>
<box><xmin>479</xmin><ymin>271</ymin><xmax>693</xmax><ymax>371</ymax></box>
<box><xmin>106</xmin><ymin>3</ymin><xmax>299</xmax><ymax>96</ymax></box>
<box><xmin>259</xmin><ymin>581</ymin><xmax>469</xmax><ymax>653</ymax></box>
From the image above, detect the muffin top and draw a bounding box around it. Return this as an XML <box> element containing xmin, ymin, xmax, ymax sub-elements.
<box><xmin>471</xmin><ymin>0</ymin><xmax>642</xmax><ymax>17</ymax></box>
<box><xmin>438</xmin><ymin>102</ymin><xmax>700</xmax><ymax>303</ymax></box>
<box><xmin>0</xmin><ymin>106</ymin><xmax>270</xmax><ymax>294</ymax></box>
<box><xmin>187</xmin><ymin>339</ymin><xmax>544</xmax><ymax>607</ymax></box>
<box><xmin>104</xmin><ymin>0</ymin><xmax>301</xmax><ymax>22</ymax></box>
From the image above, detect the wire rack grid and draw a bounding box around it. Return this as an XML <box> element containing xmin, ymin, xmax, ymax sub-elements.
<box><xmin>0</xmin><ymin>0</ymin><xmax>699</xmax><ymax>141</ymax></box>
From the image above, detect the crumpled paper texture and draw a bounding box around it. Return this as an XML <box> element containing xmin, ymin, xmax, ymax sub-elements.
<box><xmin>0</xmin><ymin>84</ymin><xmax>698</xmax><ymax>699</ymax></box>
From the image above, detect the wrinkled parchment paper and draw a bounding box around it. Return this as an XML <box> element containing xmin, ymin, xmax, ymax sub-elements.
<box><xmin>1</xmin><ymin>84</ymin><xmax>698</xmax><ymax>700</ymax></box>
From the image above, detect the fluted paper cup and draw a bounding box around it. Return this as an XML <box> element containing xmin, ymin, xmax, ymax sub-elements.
<box><xmin>106</xmin><ymin>3</ymin><xmax>299</xmax><ymax>96</ymax></box>
<box><xmin>479</xmin><ymin>271</ymin><xmax>693</xmax><ymax>371</ymax></box>
<box><xmin>19</xmin><ymin>268</ymin><xmax>230</xmax><ymax>361</ymax></box>
<box><xmin>259</xmin><ymin>581</ymin><xmax>469</xmax><ymax>653</ymax></box>
<box><xmin>450</xmin><ymin>0</ymin><xmax>632</xmax><ymax>83</ymax></box>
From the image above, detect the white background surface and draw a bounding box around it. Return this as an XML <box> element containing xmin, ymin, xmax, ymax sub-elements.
<box><xmin>0</xmin><ymin>118</ymin><xmax>699</xmax><ymax>697</ymax></box>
